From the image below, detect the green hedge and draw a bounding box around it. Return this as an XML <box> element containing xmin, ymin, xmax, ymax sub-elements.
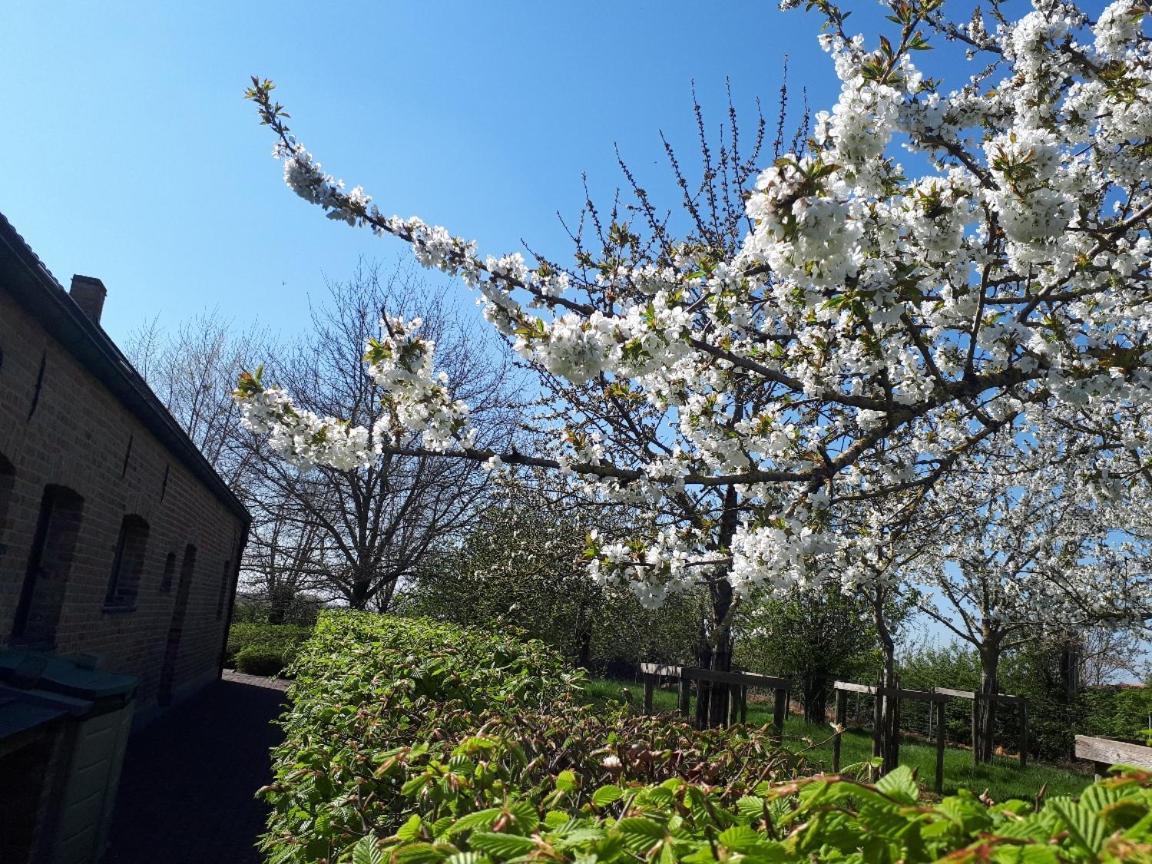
<box><xmin>260</xmin><ymin>612</ymin><xmax>798</xmax><ymax>862</ymax></box>
<box><xmin>225</xmin><ymin>622</ymin><xmax>312</xmax><ymax>676</ymax></box>
<box><xmin>263</xmin><ymin>612</ymin><xmax>1152</xmax><ymax>864</ymax></box>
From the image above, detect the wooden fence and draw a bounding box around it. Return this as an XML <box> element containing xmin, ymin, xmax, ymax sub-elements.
<box><xmin>934</xmin><ymin>687</ymin><xmax>1029</xmax><ymax>767</ymax></box>
<box><xmin>639</xmin><ymin>666</ymin><xmax>1031</xmax><ymax>795</ymax></box>
<box><xmin>831</xmin><ymin>681</ymin><xmax>1030</xmax><ymax>793</ymax></box>
<box><xmin>833</xmin><ymin>681</ymin><xmax>949</xmax><ymax>793</ymax></box>
<box><xmin>639</xmin><ymin>663</ymin><xmax>790</xmax><ymax>738</ymax></box>
<box><xmin>1075</xmin><ymin>735</ymin><xmax>1152</xmax><ymax>778</ymax></box>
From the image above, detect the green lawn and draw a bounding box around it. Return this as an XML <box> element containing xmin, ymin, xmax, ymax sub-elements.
<box><xmin>580</xmin><ymin>677</ymin><xmax>1092</xmax><ymax>801</ymax></box>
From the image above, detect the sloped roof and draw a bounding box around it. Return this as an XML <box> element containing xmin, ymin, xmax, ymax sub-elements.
<box><xmin>0</xmin><ymin>211</ymin><xmax>250</xmax><ymax>524</ymax></box>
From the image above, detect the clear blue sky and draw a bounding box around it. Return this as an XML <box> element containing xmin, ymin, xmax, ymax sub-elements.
<box><xmin>0</xmin><ymin>0</ymin><xmax>886</xmax><ymax>343</ymax></box>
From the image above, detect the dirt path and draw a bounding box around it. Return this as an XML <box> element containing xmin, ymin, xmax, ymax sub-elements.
<box><xmin>104</xmin><ymin>672</ymin><xmax>287</xmax><ymax>864</ymax></box>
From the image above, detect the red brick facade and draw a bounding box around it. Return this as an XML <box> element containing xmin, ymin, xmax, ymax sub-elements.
<box><xmin>0</xmin><ymin>217</ymin><xmax>249</xmax><ymax>722</ymax></box>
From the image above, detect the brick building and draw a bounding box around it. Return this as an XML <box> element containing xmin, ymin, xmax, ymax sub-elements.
<box><xmin>0</xmin><ymin>212</ymin><xmax>250</xmax><ymax>721</ymax></box>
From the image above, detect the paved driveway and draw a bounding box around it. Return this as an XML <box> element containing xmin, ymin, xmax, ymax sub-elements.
<box><xmin>104</xmin><ymin>673</ymin><xmax>288</xmax><ymax>864</ymax></box>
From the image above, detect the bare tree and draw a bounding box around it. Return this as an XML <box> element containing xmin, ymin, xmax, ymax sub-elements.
<box><xmin>127</xmin><ymin>310</ymin><xmax>267</xmax><ymax>486</ymax></box>
<box><xmin>129</xmin><ymin>261</ymin><xmax>516</xmax><ymax>616</ymax></box>
<box><xmin>251</xmin><ymin>261</ymin><xmax>518</xmax><ymax>610</ymax></box>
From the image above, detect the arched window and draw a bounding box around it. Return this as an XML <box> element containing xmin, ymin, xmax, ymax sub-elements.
<box><xmin>104</xmin><ymin>515</ymin><xmax>149</xmax><ymax>610</ymax></box>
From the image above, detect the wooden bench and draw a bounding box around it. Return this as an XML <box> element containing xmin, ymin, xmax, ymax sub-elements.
<box><xmin>1075</xmin><ymin>735</ymin><xmax>1152</xmax><ymax>779</ymax></box>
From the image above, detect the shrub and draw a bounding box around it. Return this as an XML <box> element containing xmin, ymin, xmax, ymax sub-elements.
<box><xmin>366</xmin><ymin>764</ymin><xmax>1152</xmax><ymax>863</ymax></box>
<box><xmin>225</xmin><ymin>622</ymin><xmax>311</xmax><ymax>669</ymax></box>
<box><xmin>235</xmin><ymin>644</ymin><xmax>291</xmax><ymax>676</ymax></box>
<box><xmin>266</xmin><ymin>613</ymin><xmax>1152</xmax><ymax>864</ymax></box>
<box><xmin>260</xmin><ymin>612</ymin><xmax>798</xmax><ymax>862</ymax></box>
<box><xmin>1083</xmin><ymin>686</ymin><xmax>1152</xmax><ymax>746</ymax></box>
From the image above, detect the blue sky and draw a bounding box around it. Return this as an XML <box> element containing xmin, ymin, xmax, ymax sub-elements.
<box><xmin>0</xmin><ymin>0</ymin><xmax>886</xmax><ymax>343</ymax></box>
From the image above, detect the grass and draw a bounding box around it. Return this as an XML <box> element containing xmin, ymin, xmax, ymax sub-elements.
<box><xmin>581</xmin><ymin>677</ymin><xmax>1092</xmax><ymax>801</ymax></box>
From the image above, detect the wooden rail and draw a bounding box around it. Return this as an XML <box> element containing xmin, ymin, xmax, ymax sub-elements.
<box><xmin>1075</xmin><ymin>735</ymin><xmax>1152</xmax><ymax>779</ymax></box>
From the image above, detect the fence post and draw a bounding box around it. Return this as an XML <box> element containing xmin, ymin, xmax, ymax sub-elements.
<box><xmin>678</xmin><ymin>674</ymin><xmax>691</xmax><ymax>719</ymax></box>
<box><xmin>728</xmin><ymin>684</ymin><xmax>741</xmax><ymax>727</ymax></box>
<box><xmin>934</xmin><ymin>699</ymin><xmax>946</xmax><ymax>795</ymax></box>
<box><xmin>892</xmin><ymin>686</ymin><xmax>902</xmax><ymax>767</ymax></box>
<box><xmin>1020</xmin><ymin>700</ymin><xmax>1029</xmax><ymax>768</ymax></box>
<box><xmin>970</xmin><ymin>695</ymin><xmax>980</xmax><ymax>767</ymax></box>
<box><xmin>833</xmin><ymin>688</ymin><xmax>847</xmax><ymax>772</ymax></box>
<box><xmin>643</xmin><ymin>677</ymin><xmax>654</xmax><ymax>715</ymax></box>
<box><xmin>872</xmin><ymin>687</ymin><xmax>883</xmax><ymax>758</ymax></box>
<box><xmin>740</xmin><ymin>685</ymin><xmax>748</xmax><ymax>724</ymax></box>
<box><xmin>772</xmin><ymin>686</ymin><xmax>788</xmax><ymax>742</ymax></box>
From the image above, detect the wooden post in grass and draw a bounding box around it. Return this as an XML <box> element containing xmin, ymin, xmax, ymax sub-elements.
<box><xmin>740</xmin><ymin>685</ymin><xmax>748</xmax><ymax>723</ymax></box>
<box><xmin>773</xmin><ymin>685</ymin><xmax>789</xmax><ymax>742</ymax></box>
<box><xmin>970</xmin><ymin>694</ymin><xmax>980</xmax><ymax>767</ymax></box>
<box><xmin>643</xmin><ymin>678</ymin><xmax>654</xmax><ymax>715</ymax></box>
<box><xmin>678</xmin><ymin>675</ymin><xmax>692</xmax><ymax>719</ymax></box>
<box><xmin>934</xmin><ymin>699</ymin><xmax>947</xmax><ymax>795</ymax></box>
<box><xmin>833</xmin><ymin>688</ymin><xmax>848</xmax><ymax>772</ymax></box>
<box><xmin>1020</xmin><ymin>701</ymin><xmax>1029</xmax><ymax>767</ymax></box>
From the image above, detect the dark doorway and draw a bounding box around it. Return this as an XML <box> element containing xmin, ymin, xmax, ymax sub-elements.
<box><xmin>11</xmin><ymin>485</ymin><xmax>85</xmax><ymax>648</ymax></box>
<box><xmin>158</xmin><ymin>544</ymin><xmax>196</xmax><ymax>706</ymax></box>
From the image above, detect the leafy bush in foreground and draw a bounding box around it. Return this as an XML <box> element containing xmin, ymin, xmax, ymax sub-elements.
<box><xmin>364</xmin><ymin>764</ymin><xmax>1152</xmax><ymax>863</ymax></box>
<box><xmin>260</xmin><ymin>613</ymin><xmax>798</xmax><ymax>862</ymax></box>
<box><xmin>264</xmin><ymin>613</ymin><xmax>1152</xmax><ymax>863</ymax></box>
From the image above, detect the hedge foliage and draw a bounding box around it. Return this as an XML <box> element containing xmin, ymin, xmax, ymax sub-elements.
<box><xmin>260</xmin><ymin>613</ymin><xmax>798</xmax><ymax>862</ymax></box>
<box><xmin>263</xmin><ymin>612</ymin><xmax>1152</xmax><ymax>864</ymax></box>
<box><xmin>226</xmin><ymin>622</ymin><xmax>313</xmax><ymax>676</ymax></box>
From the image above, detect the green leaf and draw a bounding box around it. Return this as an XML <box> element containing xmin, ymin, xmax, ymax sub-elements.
<box><xmin>445</xmin><ymin>808</ymin><xmax>502</xmax><ymax>836</ymax></box>
<box><xmin>445</xmin><ymin>854</ymin><xmax>491</xmax><ymax>864</ymax></box>
<box><xmin>467</xmin><ymin>832</ymin><xmax>537</xmax><ymax>858</ymax></box>
<box><xmin>1048</xmin><ymin>797</ymin><xmax>1108</xmax><ymax>855</ymax></box>
<box><xmin>718</xmin><ymin>825</ymin><xmax>765</xmax><ymax>852</ymax></box>
<box><xmin>591</xmin><ymin>784</ymin><xmax>625</xmax><ymax>807</ymax></box>
<box><xmin>351</xmin><ymin>835</ymin><xmax>385</xmax><ymax>864</ymax></box>
<box><xmin>393</xmin><ymin>842</ymin><xmax>448</xmax><ymax>864</ymax></box>
<box><xmin>555</xmin><ymin>769</ymin><xmax>578</xmax><ymax>793</ymax></box>
<box><xmin>876</xmin><ymin>765</ymin><xmax>919</xmax><ymax>805</ymax></box>
<box><xmin>396</xmin><ymin>815</ymin><xmax>424</xmax><ymax>842</ymax></box>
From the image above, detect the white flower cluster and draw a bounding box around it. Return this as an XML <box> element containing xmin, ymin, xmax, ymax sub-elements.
<box><xmin>365</xmin><ymin>315</ymin><xmax>473</xmax><ymax>452</ymax></box>
<box><xmin>239</xmin><ymin>387</ymin><xmax>372</xmax><ymax>472</ymax></box>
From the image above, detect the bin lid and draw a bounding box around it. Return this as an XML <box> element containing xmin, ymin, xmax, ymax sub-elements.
<box><xmin>0</xmin><ymin>691</ymin><xmax>68</xmax><ymax>742</ymax></box>
<box><xmin>0</xmin><ymin>650</ymin><xmax>138</xmax><ymax>702</ymax></box>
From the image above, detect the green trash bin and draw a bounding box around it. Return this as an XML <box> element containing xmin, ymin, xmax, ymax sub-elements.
<box><xmin>0</xmin><ymin>650</ymin><xmax>137</xmax><ymax>864</ymax></box>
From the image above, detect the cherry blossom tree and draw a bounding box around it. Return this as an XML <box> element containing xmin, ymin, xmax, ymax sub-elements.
<box><xmin>237</xmin><ymin>0</ymin><xmax>1152</xmax><ymax>718</ymax></box>
<box><xmin>913</xmin><ymin>458</ymin><xmax>1152</xmax><ymax>762</ymax></box>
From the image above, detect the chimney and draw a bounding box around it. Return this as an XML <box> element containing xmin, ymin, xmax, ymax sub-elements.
<box><xmin>69</xmin><ymin>275</ymin><xmax>107</xmax><ymax>324</ymax></box>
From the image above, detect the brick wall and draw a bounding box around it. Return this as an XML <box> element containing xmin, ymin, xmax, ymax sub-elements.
<box><xmin>0</xmin><ymin>286</ymin><xmax>247</xmax><ymax>717</ymax></box>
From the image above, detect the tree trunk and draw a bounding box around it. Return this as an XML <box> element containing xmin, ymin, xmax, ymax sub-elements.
<box><xmin>350</xmin><ymin>578</ymin><xmax>371</xmax><ymax>610</ymax></box>
<box><xmin>267</xmin><ymin>589</ymin><xmax>288</xmax><ymax>625</ymax></box>
<box><xmin>803</xmin><ymin>675</ymin><xmax>829</xmax><ymax>724</ymax></box>
<box><xmin>576</xmin><ymin>627</ymin><xmax>593</xmax><ymax>669</ymax></box>
<box><xmin>1059</xmin><ymin>635</ymin><xmax>1082</xmax><ymax>761</ymax></box>
<box><xmin>874</xmin><ymin>596</ymin><xmax>899</xmax><ymax>774</ymax></box>
<box><xmin>974</xmin><ymin>644</ymin><xmax>1001</xmax><ymax>764</ymax></box>
<box><xmin>696</xmin><ymin>484</ymin><xmax>739</xmax><ymax>728</ymax></box>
